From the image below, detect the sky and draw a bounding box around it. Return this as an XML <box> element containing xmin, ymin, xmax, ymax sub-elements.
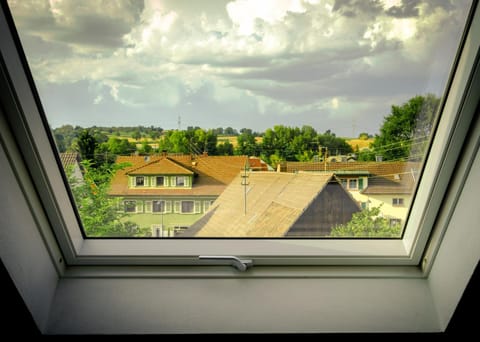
<box><xmin>7</xmin><ymin>0</ymin><xmax>472</xmax><ymax>137</ymax></box>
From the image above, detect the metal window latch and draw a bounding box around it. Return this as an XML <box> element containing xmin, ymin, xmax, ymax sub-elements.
<box><xmin>198</xmin><ymin>256</ymin><xmax>253</xmax><ymax>272</ymax></box>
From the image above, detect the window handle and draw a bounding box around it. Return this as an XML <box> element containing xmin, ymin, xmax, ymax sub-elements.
<box><xmin>198</xmin><ymin>256</ymin><xmax>253</xmax><ymax>272</ymax></box>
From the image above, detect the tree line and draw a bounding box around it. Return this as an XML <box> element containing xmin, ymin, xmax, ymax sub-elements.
<box><xmin>54</xmin><ymin>94</ymin><xmax>440</xmax><ymax>169</ymax></box>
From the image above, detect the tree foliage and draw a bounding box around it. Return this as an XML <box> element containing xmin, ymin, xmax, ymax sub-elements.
<box><xmin>369</xmin><ymin>94</ymin><xmax>440</xmax><ymax>161</ymax></box>
<box><xmin>66</xmin><ymin>161</ymin><xmax>149</xmax><ymax>237</ymax></box>
<box><xmin>77</xmin><ymin>129</ymin><xmax>97</xmax><ymax>162</ymax></box>
<box><xmin>329</xmin><ymin>205</ymin><xmax>402</xmax><ymax>238</ymax></box>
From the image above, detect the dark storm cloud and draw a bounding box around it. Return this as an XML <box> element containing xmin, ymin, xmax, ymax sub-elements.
<box><xmin>52</xmin><ymin>14</ymin><xmax>137</xmax><ymax>49</ymax></box>
<box><xmin>9</xmin><ymin>0</ymin><xmax>144</xmax><ymax>51</ymax></box>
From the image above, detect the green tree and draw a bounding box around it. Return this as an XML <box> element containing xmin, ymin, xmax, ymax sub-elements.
<box><xmin>138</xmin><ymin>140</ymin><xmax>153</xmax><ymax>155</ymax></box>
<box><xmin>236</xmin><ymin>129</ymin><xmax>258</xmax><ymax>156</ymax></box>
<box><xmin>317</xmin><ymin>130</ymin><xmax>353</xmax><ymax>157</ymax></box>
<box><xmin>217</xmin><ymin>140</ymin><xmax>234</xmax><ymax>155</ymax></box>
<box><xmin>358</xmin><ymin>132</ymin><xmax>370</xmax><ymax>140</ymax></box>
<box><xmin>329</xmin><ymin>205</ymin><xmax>402</xmax><ymax>238</ymax></box>
<box><xmin>77</xmin><ymin>129</ymin><xmax>97</xmax><ymax>162</ymax></box>
<box><xmin>132</xmin><ymin>130</ymin><xmax>142</xmax><ymax>141</ymax></box>
<box><xmin>371</xmin><ymin>94</ymin><xmax>440</xmax><ymax>161</ymax></box>
<box><xmin>66</xmin><ymin>161</ymin><xmax>149</xmax><ymax>237</ymax></box>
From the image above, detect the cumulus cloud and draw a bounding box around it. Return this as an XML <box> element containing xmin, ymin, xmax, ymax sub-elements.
<box><xmin>6</xmin><ymin>0</ymin><xmax>473</xmax><ymax>135</ymax></box>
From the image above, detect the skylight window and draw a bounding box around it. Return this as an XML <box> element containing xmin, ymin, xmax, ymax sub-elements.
<box><xmin>6</xmin><ymin>0</ymin><xmax>474</xmax><ymax>239</ymax></box>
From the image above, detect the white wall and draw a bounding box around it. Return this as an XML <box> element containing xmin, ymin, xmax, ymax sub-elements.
<box><xmin>0</xmin><ymin>143</ymin><xmax>59</xmax><ymax>331</ymax></box>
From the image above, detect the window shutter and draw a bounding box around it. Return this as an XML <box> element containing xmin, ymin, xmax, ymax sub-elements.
<box><xmin>358</xmin><ymin>178</ymin><xmax>364</xmax><ymax>190</ymax></box>
<box><xmin>165</xmin><ymin>201</ymin><xmax>172</xmax><ymax>213</ymax></box>
<box><xmin>194</xmin><ymin>201</ymin><xmax>201</xmax><ymax>213</ymax></box>
<box><xmin>145</xmin><ymin>201</ymin><xmax>152</xmax><ymax>213</ymax></box>
<box><xmin>174</xmin><ymin>201</ymin><xmax>181</xmax><ymax>213</ymax></box>
<box><xmin>129</xmin><ymin>176</ymin><xmax>134</xmax><ymax>187</ymax></box>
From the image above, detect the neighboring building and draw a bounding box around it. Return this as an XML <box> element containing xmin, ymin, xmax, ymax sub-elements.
<box><xmin>183</xmin><ymin>172</ymin><xmax>360</xmax><ymax>237</ymax></box>
<box><xmin>59</xmin><ymin>152</ymin><xmax>83</xmax><ymax>184</ymax></box>
<box><xmin>279</xmin><ymin>161</ymin><xmax>421</xmax><ymax>226</ymax></box>
<box><xmin>108</xmin><ymin>153</ymin><xmax>253</xmax><ymax>236</ymax></box>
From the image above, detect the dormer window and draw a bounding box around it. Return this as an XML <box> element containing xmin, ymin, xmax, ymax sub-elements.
<box><xmin>135</xmin><ymin>176</ymin><xmax>145</xmax><ymax>187</ymax></box>
<box><xmin>156</xmin><ymin>176</ymin><xmax>165</xmax><ymax>187</ymax></box>
<box><xmin>348</xmin><ymin>179</ymin><xmax>358</xmax><ymax>190</ymax></box>
<box><xmin>175</xmin><ymin>176</ymin><xmax>185</xmax><ymax>187</ymax></box>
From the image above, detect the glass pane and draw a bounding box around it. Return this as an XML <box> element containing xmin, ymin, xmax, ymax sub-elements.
<box><xmin>8</xmin><ymin>0</ymin><xmax>473</xmax><ymax>238</ymax></box>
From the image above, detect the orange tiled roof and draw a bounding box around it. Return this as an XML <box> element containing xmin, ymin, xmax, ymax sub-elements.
<box><xmin>109</xmin><ymin>154</ymin><xmax>249</xmax><ymax>197</ymax></box>
<box><xmin>283</xmin><ymin>161</ymin><xmax>421</xmax><ymax>194</ymax></box>
<box><xmin>128</xmin><ymin>158</ymin><xmax>193</xmax><ymax>175</ymax></box>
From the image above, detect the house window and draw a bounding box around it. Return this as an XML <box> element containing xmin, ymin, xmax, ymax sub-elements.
<box><xmin>181</xmin><ymin>201</ymin><xmax>194</xmax><ymax>213</ymax></box>
<box><xmin>175</xmin><ymin>176</ymin><xmax>185</xmax><ymax>187</ymax></box>
<box><xmin>152</xmin><ymin>200</ymin><xmax>165</xmax><ymax>213</ymax></box>
<box><xmin>392</xmin><ymin>198</ymin><xmax>405</xmax><ymax>207</ymax></box>
<box><xmin>135</xmin><ymin>177</ymin><xmax>144</xmax><ymax>187</ymax></box>
<box><xmin>204</xmin><ymin>200</ymin><xmax>215</xmax><ymax>212</ymax></box>
<box><xmin>156</xmin><ymin>176</ymin><xmax>164</xmax><ymax>187</ymax></box>
<box><xmin>124</xmin><ymin>201</ymin><xmax>136</xmax><ymax>213</ymax></box>
<box><xmin>340</xmin><ymin>179</ymin><xmax>347</xmax><ymax>188</ymax></box>
<box><xmin>348</xmin><ymin>179</ymin><xmax>358</xmax><ymax>190</ymax></box>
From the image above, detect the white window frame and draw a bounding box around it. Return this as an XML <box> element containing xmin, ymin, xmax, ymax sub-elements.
<box><xmin>392</xmin><ymin>198</ymin><xmax>405</xmax><ymax>207</ymax></box>
<box><xmin>155</xmin><ymin>176</ymin><xmax>164</xmax><ymax>187</ymax></box>
<box><xmin>135</xmin><ymin>176</ymin><xmax>145</xmax><ymax>187</ymax></box>
<box><xmin>124</xmin><ymin>200</ymin><xmax>136</xmax><ymax>213</ymax></box>
<box><xmin>175</xmin><ymin>176</ymin><xmax>186</xmax><ymax>187</ymax></box>
<box><xmin>348</xmin><ymin>178</ymin><xmax>358</xmax><ymax>190</ymax></box>
<box><xmin>0</xmin><ymin>1</ymin><xmax>478</xmax><ymax>267</ymax></box>
<box><xmin>0</xmin><ymin>2</ymin><xmax>479</xmax><ymax>334</ymax></box>
<box><xmin>152</xmin><ymin>200</ymin><xmax>165</xmax><ymax>213</ymax></box>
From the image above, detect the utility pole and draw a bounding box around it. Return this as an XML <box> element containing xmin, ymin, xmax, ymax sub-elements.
<box><xmin>241</xmin><ymin>160</ymin><xmax>250</xmax><ymax>215</ymax></box>
<box><xmin>324</xmin><ymin>146</ymin><xmax>327</xmax><ymax>172</ymax></box>
<box><xmin>319</xmin><ymin>146</ymin><xmax>328</xmax><ymax>172</ymax></box>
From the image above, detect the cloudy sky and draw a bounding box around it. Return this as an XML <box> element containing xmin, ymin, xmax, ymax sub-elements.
<box><xmin>8</xmin><ymin>0</ymin><xmax>472</xmax><ymax>136</ymax></box>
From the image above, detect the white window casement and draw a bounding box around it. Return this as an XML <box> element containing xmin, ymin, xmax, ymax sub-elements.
<box><xmin>181</xmin><ymin>200</ymin><xmax>194</xmax><ymax>213</ymax></box>
<box><xmin>152</xmin><ymin>200</ymin><xmax>165</xmax><ymax>213</ymax></box>
<box><xmin>124</xmin><ymin>200</ymin><xmax>136</xmax><ymax>213</ymax></box>
<box><xmin>204</xmin><ymin>200</ymin><xmax>215</xmax><ymax>212</ymax></box>
<box><xmin>155</xmin><ymin>176</ymin><xmax>164</xmax><ymax>187</ymax></box>
<box><xmin>348</xmin><ymin>178</ymin><xmax>358</xmax><ymax>190</ymax></box>
<box><xmin>135</xmin><ymin>176</ymin><xmax>145</xmax><ymax>187</ymax></box>
<box><xmin>174</xmin><ymin>176</ymin><xmax>185</xmax><ymax>187</ymax></box>
<box><xmin>0</xmin><ymin>1</ymin><xmax>479</xmax><ymax>335</ymax></box>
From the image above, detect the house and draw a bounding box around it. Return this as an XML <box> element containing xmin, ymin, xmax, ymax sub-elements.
<box><xmin>280</xmin><ymin>161</ymin><xmax>420</xmax><ymax>226</ymax></box>
<box><xmin>108</xmin><ymin>153</ymin><xmax>254</xmax><ymax>236</ymax></box>
<box><xmin>184</xmin><ymin>172</ymin><xmax>360</xmax><ymax>237</ymax></box>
